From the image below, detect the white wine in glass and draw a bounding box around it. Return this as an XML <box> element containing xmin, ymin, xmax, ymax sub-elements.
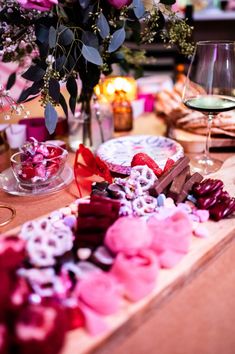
<box><xmin>182</xmin><ymin>41</ymin><xmax>235</xmax><ymax>174</ymax></box>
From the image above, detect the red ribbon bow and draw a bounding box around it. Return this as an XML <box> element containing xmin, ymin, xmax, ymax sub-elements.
<box><xmin>74</xmin><ymin>144</ymin><xmax>112</xmax><ymax>197</ymax></box>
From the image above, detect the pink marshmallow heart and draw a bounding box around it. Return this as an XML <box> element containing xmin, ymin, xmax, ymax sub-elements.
<box><xmin>111</xmin><ymin>249</ymin><xmax>159</xmax><ymax>302</ymax></box>
<box><xmin>148</xmin><ymin>210</ymin><xmax>192</xmax><ymax>268</ymax></box>
<box><xmin>105</xmin><ymin>217</ymin><xmax>153</xmax><ymax>254</ymax></box>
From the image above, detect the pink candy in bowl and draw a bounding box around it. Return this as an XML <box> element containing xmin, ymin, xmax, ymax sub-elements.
<box><xmin>10</xmin><ymin>139</ymin><xmax>68</xmax><ymax>188</ymax></box>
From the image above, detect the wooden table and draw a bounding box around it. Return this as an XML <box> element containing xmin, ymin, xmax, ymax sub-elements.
<box><xmin>1</xmin><ymin>114</ymin><xmax>235</xmax><ymax>354</ymax></box>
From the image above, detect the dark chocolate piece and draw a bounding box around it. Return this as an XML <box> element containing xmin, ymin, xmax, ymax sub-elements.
<box><xmin>92</xmin><ymin>181</ymin><xmax>109</xmax><ymax>191</ymax></box>
<box><xmin>176</xmin><ymin>172</ymin><xmax>203</xmax><ymax>203</ymax></box>
<box><xmin>107</xmin><ymin>184</ymin><xmax>125</xmax><ymax>199</ymax></box>
<box><xmin>149</xmin><ymin>156</ymin><xmax>190</xmax><ymax>197</ymax></box>
<box><xmin>91</xmin><ymin>189</ymin><xmax>109</xmax><ymax>198</ymax></box>
<box><xmin>167</xmin><ymin>166</ymin><xmax>190</xmax><ymax>201</ymax></box>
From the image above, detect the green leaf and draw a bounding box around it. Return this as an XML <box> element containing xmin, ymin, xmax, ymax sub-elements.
<box><xmin>132</xmin><ymin>0</ymin><xmax>145</xmax><ymax>19</ymax></box>
<box><xmin>49</xmin><ymin>78</ymin><xmax>60</xmax><ymax>103</ymax></box>
<box><xmin>58</xmin><ymin>25</ymin><xmax>74</xmax><ymax>46</ymax></box>
<box><xmin>96</xmin><ymin>13</ymin><xmax>110</xmax><ymax>39</ymax></box>
<box><xmin>160</xmin><ymin>0</ymin><xmax>176</xmax><ymax>4</ymax></box>
<box><xmin>82</xmin><ymin>31</ymin><xmax>99</xmax><ymax>48</ymax></box>
<box><xmin>45</xmin><ymin>103</ymin><xmax>58</xmax><ymax>135</ymax></box>
<box><xmin>17</xmin><ymin>81</ymin><xmax>43</xmax><ymax>103</ymax></box>
<box><xmin>49</xmin><ymin>26</ymin><xmax>57</xmax><ymax>49</ymax></box>
<box><xmin>79</xmin><ymin>0</ymin><xmax>90</xmax><ymax>9</ymax></box>
<box><xmin>35</xmin><ymin>25</ymin><xmax>49</xmax><ymax>44</ymax></box>
<box><xmin>6</xmin><ymin>72</ymin><xmax>16</xmax><ymax>90</ymax></box>
<box><xmin>81</xmin><ymin>44</ymin><xmax>103</xmax><ymax>66</ymax></box>
<box><xmin>69</xmin><ymin>96</ymin><xmax>77</xmax><ymax>115</ymax></box>
<box><xmin>66</xmin><ymin>76</ymin><xmax>78</xmax><ymax>98</ymax></box>
<box><xmin>59</xmin><ymin>93</ymin><xmax>68</xmax><ymax>118</ymax></box>
<box><xmin>22</xmin><ymin>65</ymin><xmax>45</xmax><ymax>82</ymax></box>
<box><xmin>108</xmin><ymin>28</ymin><xmax>125</xmax><ymax>53</ymax></box>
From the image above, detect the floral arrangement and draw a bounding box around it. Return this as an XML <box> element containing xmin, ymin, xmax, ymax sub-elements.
<box><xmin>0</xmin><ymin>0</ymin><xmax>193</xmax><ymax>135</ymax></box>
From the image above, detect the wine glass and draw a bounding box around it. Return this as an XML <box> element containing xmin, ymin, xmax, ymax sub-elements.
<box><xmin>182</xmin><ymin>40</ymin><xmax>235</xmax><ymax>174</ymax></box>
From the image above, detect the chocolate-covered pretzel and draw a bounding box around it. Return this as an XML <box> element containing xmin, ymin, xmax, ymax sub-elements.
<box><xmin>197</xmin><ymin>189</ymin><xmax>229</xmax><ymax>209</ymax></box>
<box><xmin>193</xmin><ymin>178</ymin><xmax>223</xmax><ymax>196</ymax></box>
<box><xmin>209</xmin><ymin>197</ymin><xmax>235</xmax><ymax>221</ymax></box>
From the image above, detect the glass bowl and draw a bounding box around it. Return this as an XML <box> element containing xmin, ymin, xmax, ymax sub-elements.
<box><xmin>10</xmin><ymin>142</ymin><xmax>68</xmax><ymax>189</ymax></box>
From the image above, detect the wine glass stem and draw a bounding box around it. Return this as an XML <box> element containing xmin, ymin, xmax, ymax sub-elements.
<box><xmin>205</xmin><ymin>114</ymin><xmax>213</xmax><ymax>159</ymax></box>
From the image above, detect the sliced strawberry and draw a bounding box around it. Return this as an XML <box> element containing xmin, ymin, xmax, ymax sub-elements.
<box><xmin>163</xmin><ymin>158</ymin><xmax>175</xmax><ymax>173</ymax></box>
<box><xmin>131</xmin><ymin>153</ymin><xmax>163</xmax><ymax>177</ymax></box>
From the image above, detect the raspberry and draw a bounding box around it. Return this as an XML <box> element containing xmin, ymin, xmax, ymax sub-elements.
<box><xmin>131</xmin><ymin>153</ymin><xmax>163</xmax><ymax>177</ymax></box>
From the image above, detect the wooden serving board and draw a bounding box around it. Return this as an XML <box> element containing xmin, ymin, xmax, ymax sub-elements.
<box><xmin>4</xmin><ymin>156</ymin><xmax>235</xmax><ymax>354</ymax></box>
<box><xmin>169</xmin><ymin>128</ymin><xmax>235</xmax><ymax>154</ymax></box>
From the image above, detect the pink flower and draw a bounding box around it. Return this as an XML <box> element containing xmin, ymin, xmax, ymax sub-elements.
<box><xmin>106</xmin><ymin>0</ymin><xmax>132</xmax><ymax>9</ymax></box>
<box><xmin>17</xmin><ymin>0</ymin><xmax>57</xmax><ymax>11</ymax></box>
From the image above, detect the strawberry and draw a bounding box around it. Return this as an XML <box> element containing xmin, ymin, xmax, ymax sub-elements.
<box><xmin>131</xmin><ymin>153</ymin><xmax>163</xmax><ymax>177</ymax></box>
<box><xmin>163</xmin><ymin>158</ymin><xmax>175</xmax><ymax>173</ymax></box>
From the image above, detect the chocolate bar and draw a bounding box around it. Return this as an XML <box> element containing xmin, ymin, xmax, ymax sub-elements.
<box><xmin>149</xmin><ymin>156</ymin><xmax>190</xmax><ymax>197</ymax></box>
<box><xmin>75</xmin><ymin>232</ymin><xmax>105</xmax><ymax>248</ymax></box>
<box><xmin>167</xmin><ymin>166</ymin><xmax>190</xmax><ymax>201</ymax></box>
<box><xmin>176</xmin><ymin>172</ymin><xmax>203</xmax><ymax>203</ymax></box>
<box><xmin>77</xmin><ymin>216</ymin><xmax>112</xmax><ymax>231</ymax></box>
<box><xmin>78</xmin><ymin>202</ymin><xmax>112</xmax><ymax>216</ymax></box>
